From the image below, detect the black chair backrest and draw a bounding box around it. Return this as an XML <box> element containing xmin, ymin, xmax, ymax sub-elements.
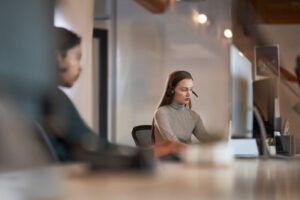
<box><xmin>132</xmin><ymin>125</ymin><xmax>152</xmax><ymax>148</ymax></box>
<box><xmin>33</xmin><ymin>121</ymin><xmax>59</xmax><ymax>162</ymax></box>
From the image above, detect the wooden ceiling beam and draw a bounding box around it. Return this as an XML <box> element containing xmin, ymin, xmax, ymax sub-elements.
<box><xmin>134</xmin><ymin>0</ymin><xmax>170</xmax><ymax>14</ymax></box>
<box><xmin>250</xmin><ymin>0</ymin><xmax>300</xmax><ymax>24</ymax></box>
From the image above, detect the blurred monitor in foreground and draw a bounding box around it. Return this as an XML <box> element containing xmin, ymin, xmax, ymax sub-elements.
<box><xmin>0</xmin><ymin>0</ymin><xmax>56</xmax><ymax>171</ymax></box>
<box><xmin>0</xmin><ymin>0</ymin><xmax>55</xmax><ymax>114</ymax></box>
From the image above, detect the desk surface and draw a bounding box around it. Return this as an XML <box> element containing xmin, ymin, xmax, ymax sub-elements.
<box><xmin>1</xmin><ymin>159</ymin><xmax>300</xmax><ymax>200</ymax></box>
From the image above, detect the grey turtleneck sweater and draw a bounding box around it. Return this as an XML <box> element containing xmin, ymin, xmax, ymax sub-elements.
<box><xmin>153</xmin><ymin>102</ymin><xmax>209</xmax><ymax>144</ymax></box>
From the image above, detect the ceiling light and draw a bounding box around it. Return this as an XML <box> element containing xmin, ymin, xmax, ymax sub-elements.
<box><xmin>197</xmin><ymin>14</ymin><xmax>207</xmax><ymax>24</ymax></box>
<box><xmin>224</xmin><ymin>29</ymin><xmax>233</xmax><ymax>38</ymax></box>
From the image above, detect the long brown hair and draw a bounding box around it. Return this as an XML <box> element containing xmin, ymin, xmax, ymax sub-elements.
<box><xmin>151</xmin><ymin>70</ymin><xmax>194</xmax><ymax>143</ymax></box>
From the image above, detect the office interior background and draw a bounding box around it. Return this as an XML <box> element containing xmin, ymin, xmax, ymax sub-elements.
<box><xmin>55</xmin><ymin>0</ymin><xmax>300</xmax><ymax>152</ymax></box>
<box><xmin>3</xmin><ymin>0</ymin><xmax>300</xmax><ymax>199</ymax></box>
<box><xmin>1</xmin><ymin>0</ymin><xmax>300</xmax><ymax>156</ymax></box>
<box><xmin>59</xmin><ymin>0</ymin><xmax>230</xmax><ymax>147</ymax></box>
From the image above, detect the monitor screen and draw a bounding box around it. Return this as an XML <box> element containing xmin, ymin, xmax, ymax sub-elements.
<box><xmin>230</xmin><ymin>45</ymin><xmax>253</xmax><ymax>138</ymax></box>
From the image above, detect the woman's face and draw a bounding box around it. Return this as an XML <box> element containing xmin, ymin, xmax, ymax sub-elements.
<box><xmin>57</xmin><ymin>44</ymin><xmax>82</xmax><ymax>87</ymax></box>
<box><xmin>173</xmin><ymin>78</ymin><xmax>194</xmax><ymax>105</ymax></box>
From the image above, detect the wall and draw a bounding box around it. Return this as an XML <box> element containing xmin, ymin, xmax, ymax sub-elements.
<box><xmin>115</xmin><ymin>0</ymin><xmax>232</xmax><ymax>145</ymax></box>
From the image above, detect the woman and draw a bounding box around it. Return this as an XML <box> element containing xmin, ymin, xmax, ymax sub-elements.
<box><xmin>47</xmin><ymin>28</ymin><xmax>151</xmax><ymax>167</ymax></box>
<box><xmin>152</xmin><ymin>70</ymin><xmax>211</xmax><ymax>147</ymax></box>
<box><xmin>40</xmin><ymin>27</ymin><xmax>98</xmax><ymax>162</ymax></box>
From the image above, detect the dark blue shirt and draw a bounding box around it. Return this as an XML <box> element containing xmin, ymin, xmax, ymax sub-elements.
<box><xmin>41</xmin><ymin>88</ymin><xmax>97</xmax><ymax>162</ymax></box>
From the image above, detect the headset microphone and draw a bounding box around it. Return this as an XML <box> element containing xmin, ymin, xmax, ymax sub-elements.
<box><xmin>192</xmin><ymin>91</ymin><xmax>198</xmax><ymax>98</ymax></box>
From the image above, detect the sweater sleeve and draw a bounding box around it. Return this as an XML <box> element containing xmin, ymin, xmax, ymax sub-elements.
<box><xmin>42</xmin><ymin>88</ymin><xmax>98</xmax><ymax>147</ymax></box>
<box><xmin>153</xmin><ymin>109</ymin><xmax>180</xmax><ymax>142</ymax></box>
<box><xmin>40</xmin><ymin>88</ymin><xmax>99</xmax><ymax>161</ymax></box>
<box><xmin>192</xmin><ymin>112</ymin><xmax>210</xmax><ymax>142</ymax></box>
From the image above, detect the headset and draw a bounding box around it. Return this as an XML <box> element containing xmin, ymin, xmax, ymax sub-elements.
<box><xmin>166</xmin><ymin>85</ymin><xmax>175</xmax><ymax>97</ymax></box>
<box><xmin>165</xmin><ymin>78</ymin><xmax>198</xmax><ymax>98</ymax></box>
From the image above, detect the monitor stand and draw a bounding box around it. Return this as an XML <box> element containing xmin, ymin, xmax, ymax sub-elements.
<box><xmin>229</xmin><ymin>138</ymin><xmax>259</xmax><ymax>158</ymax></box>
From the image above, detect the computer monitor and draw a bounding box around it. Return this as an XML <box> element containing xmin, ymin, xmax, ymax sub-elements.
<box><xmin>253</xmin><ymin>78</ymin><xmax>277</xmax><ymax>138</ymax></box>
<box><xmin>230</xmin><ymin>45</ymin><xmax>253</xmax><ymax>138</ymax></box>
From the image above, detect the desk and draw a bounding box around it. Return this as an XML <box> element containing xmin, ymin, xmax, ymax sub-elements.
<box><xmin>1</xmin><ymin>159</ymin><xmax>300</xmax><ymax>200</ymax></box>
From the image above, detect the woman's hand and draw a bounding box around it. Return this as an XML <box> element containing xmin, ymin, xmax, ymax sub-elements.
<box><xmin>153</xmin><ymin>140</ymin><xmax>186</xmax><ymax>157</ymax></box>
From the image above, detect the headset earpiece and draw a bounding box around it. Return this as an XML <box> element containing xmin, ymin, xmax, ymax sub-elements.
<box><xmin>166</xmin><ymin>87</ymin><xmax>175</xmax><ymax>97</ymax></box>
<box><xmin>166</xmin><ymin>74</ymin><xmax>176</xmax><ymax>97</ymax></box>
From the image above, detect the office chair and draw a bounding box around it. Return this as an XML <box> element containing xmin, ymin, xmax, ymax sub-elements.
<box><xmin>33</xmin><ymin>121</ymin><xmax>60</xmax><ymax>162</ymax></box>
<box><xmin>131</xmin><ymin>125</ymin><xmax>153</xmax><ymax>148</ymax></box>
<box><xmin>131</xmin><ymin>125</ymin><xmax>181</xmax><ymax>162</ymax></box>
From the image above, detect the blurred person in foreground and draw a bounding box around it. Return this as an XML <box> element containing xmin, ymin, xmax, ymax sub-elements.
<box><xmin>40</xmin><ymin>27</ymin><xmax>152</xmax><ymax>170</ymax></box>
<box><xmin>39</xmin><ymin>27</ymin><xmax>97</xmax><ymax>162</ymax></box>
